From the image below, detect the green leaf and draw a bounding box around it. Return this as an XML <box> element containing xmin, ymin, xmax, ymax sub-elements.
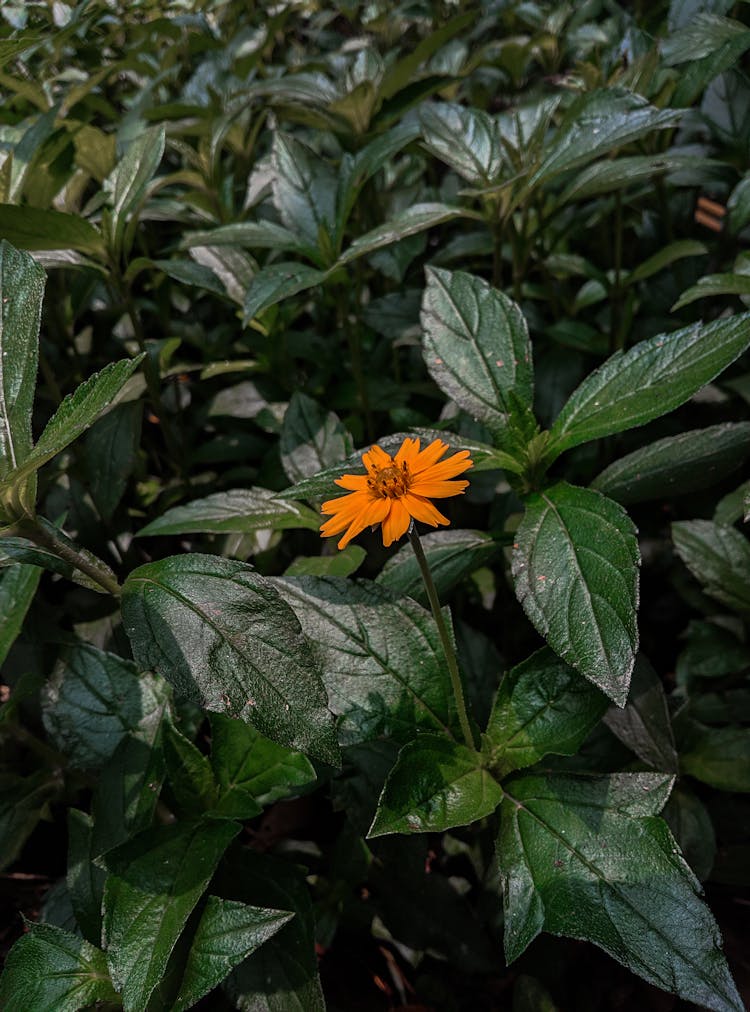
<box><xmin>628</xmin><ymin>239</ymin><xmax>707</xmax><ymax>284</ymax></box>
<box><xmin>0</xmin><ymin>563</ymin><xmax>40</xmax><ymax>667</ymax></box>
<box><xmin>136</xmin><ymin>488</ymin><xmax>320</xmax><ymax>537</ymax></box>
<box><xmin>338</xmin><ymin>203</ymin><xmax>468</xmax><ymax>266</ymax></box>
<box><xmin>377</xmin><ymin>528</ymin><xmax>498</xmax><ymax>604</ymax></box>
<box><xmin>272</xmin><ymin>132</ymin><xmax>337</xmax><ymax>256</ymax></box>
<box><xmin>603</xmin><ymin>655</ymin><xmax>678</xmax><ymax>771</ymax></box>
<box><xmin>41</xmin><ymin>643</ymin><xmax>169</xmax><ymax>769</ymax></box>
<box><xmin>380</xmin><ymin>11</ymin><xmax>475</xmax><ymax>100</ymax></box>
<box><xmin>103</xmin><ymin>820</ymin><xmax>241</xmax><ymax>1012</ymax></box>
<box><xmin>172</xmin><ymin>897</ymin><xmax>293</xmax><ymax>1012</ymax></box>
<box><xmin>547</xmin><ymin>313</ymin><xmax>750</xmax><ymax>457</ymax></box>
<box><xmin>679</xmin><ymin>721</ymin><xmax>750</xmax><ymax>792</ymax></box>
<box><xmin>284</xmin><ymin>546</ymin><xmax>366</xmax><ymax>578</ymax></box>
<box><xmin>163</xmin><ymin>722</ymin><xmax>218</xmax><ymax>816</ymax></box>
<box><xmin>512</xmin><ymin>482</ymin><xmax>640</xmax><ymax>706</ymax></box>
<box><xmin>242</xmin><ymin>262</ymin><xmax>329</xmax><ymax>322</ymax></box>
<box><xmin>0</xmin><ymin>923</ymin><xmax>117</xmax><ymax>1012</ymax></box>
<box><xmin>273</xmin><ymin>576</ymin><xmax>458</xmax><ymax>745</ymax></box>
<box><xmin>190</xmin><ymin>245</ymin><xmax>255</xmax><ymax>305</ymax></box>
<box><xmin>0</xmin><ymin>770</ymin><xmax>59</xmax><ymax>873</ymax></box>
<box><xmin>181</xmin><ymin>220</ymin><xmax>311</xmax><ymax>257</ymax></box>
<box><xmin>677</xmin><ymin>620</ymin><xmax>750</xmax><ymax>683</ymax></box>
<box><xmin>663</xmin><ymin>784</ymin><xmax>716</xmax><ymax>882</ymax></box>
<box><xmin>662</xmin><ymin>12</ymin><xmax>750</xmax><ymax>65</ymax></box>
<box><xmin>84</xmin><ymin>400</ymin><xmax>142</xmax><ymax>521</ymax></box>
<box><xmin>557</xmin><ymin>153</ymin><xmax>723</xmax><ymax>204</ymax></box>
<box><xmin>0</xmin><ymin>241</ymin><xmax>44</xmax><ymax>484</ymax></box>
<box><xmin>66</xmin><ymin>809</ymin><xmax>102</xmax><ymax>946</ymax></box>
<box><xmin>121</xmin><ymin>554</ymin><xmax>339</xmax><ymax>765</ymax></box>
<box><xmin>498</xmin><ymin>772</ymin><xmax>742</xmax><ymax>1011</ymax></box>
<box><xmin>419</xmin><ymin>101</ymin><xmax>504</xmax><ymax>185</ymax></box>
<box><xmin>0</xmin><ymin>517</ymin><xmax>117</xmax><ymax>593</ymax></box>
<box><xmin>0</xmin><ymin>205</ymin><xmax>105</xmax><ymax>257</ymax></box>
<box><xmin>529</xmin><ymin>90</ymin><xmax>681</xmax><ymax>186</ymax></box>
<box><xmin>280</xmin><ymin>392</ymin><xmax>352</xmax><ymax>486</ymax></box>
<box><xmin>210</xmin><ymin>712</ymin><xmax>316</xmax><ymax>817</ymax></box>
<box><xmin>420</xmin><ymin>267</ymin><xmax>533</xmax><ymax>441</ymax></box>
<box><xmin>591</xmin><ymin>422</ymin><xmax>750</xmax><ymax>504</ymax></box>
<box><xmin>672</xmin><ymin>272</ymin><xmax>750</xmax><ymax>310</ymax></box>
<box><xmin>108</xmin><ymin>125</ymin><xmax>165</xmax><ymax>250</ymax></box>
<box><xmin>369</xmin><ymin>733</ymin><xmax>502</xmax><ymax>837</ymax></box>
<box><xmin>672</xmin><ymin>520</ymin><xmax>750</xmax><ymax>613</ymax></box>
<box><xmin>483</xmin><ymin>647</ymin><xmax>608</xmax><ymax>777</ymax></box>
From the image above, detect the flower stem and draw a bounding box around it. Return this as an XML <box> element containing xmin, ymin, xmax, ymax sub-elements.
<box><xmin>408</xmin><ymin>521</ymin><xmax>476</xmax><ymax>751</ymax></box>
<box><xmin>15</xmin><ymin>518</ymin><xmax>122</xmax><ymax>597</ymax></box>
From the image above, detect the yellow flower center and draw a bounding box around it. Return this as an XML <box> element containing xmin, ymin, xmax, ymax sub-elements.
<box><xmin>369</xmin><ymin>462</ymin><xmax>409</xmax><ymax>499</ymax></box>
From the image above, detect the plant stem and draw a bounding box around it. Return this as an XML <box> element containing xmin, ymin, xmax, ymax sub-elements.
<box><xmin>408</xmin><ymin>521</ymin><xmax>476</xmax><ymax>751</ymax></box>
<box><xmin>16</xmin><ymin>518</ymin><xmax>122</xmax><ymax>597</ymax></box>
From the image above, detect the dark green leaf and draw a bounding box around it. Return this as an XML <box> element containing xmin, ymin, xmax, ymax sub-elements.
<box><xmin>284</xmin><ymin>546</ymin><xmax>366</xmax><ymax>578</ymax></box>
<box><xmin>41</xmin><ymin>643</ymin><xmax>169</xmax><ymax>768</ymax></box>
<box><xmin>0</xmin><ymin>770</ymin><xmax>59</xmax><ymax>873</ymax></box>
<box><xmin>0</xmin><ymin>563</ymin><xmax>41</xmax><ymax>667</ymax></box>
<box><xmin>672</xmin><ymin>520</ymin><xmax>750</xmax><ymax>612</ymax></box>
<box><xmin>369</xmin><ymin>732</ymin><xmax>502</xmax><ymax>836</ymax></box>
<box><xmin>339</xmin><ymin>203</ymin><xmax>467</xmax><ymax>265</ymax></box>
<box><xmin>663</xmin><ymin>784</ymin><xmax>716</xmax><ymax>881</ymax></box>
<box><xmin>483</xmin><ymin>647</ymin><xmax>607</xmax><ymax>777</ymax></box>
<box><xmin>242</xmin><ymin>262</ymin><xmax>329</xmax><ymax>322</ymax></box>
<box><xmin>210</xmin><ymin>712</ymin><xmax>316</xmax><ymax>817</ymax></box>
<box><xmin>121</xmin><ymin>554</ymin><xmax>339</xmax><ymax>764</ymax></box>
<box><xmin>67</xmin><ymin>809</ymin><xmax>102</xmax><ymax>946</ymax></box>
<box><xmin>190</xmin><ymin>245</ymin><xmax>255</xmax><ymax>305</ymax></box>
<box><xmin>273</xmin><ymin>576</ymin><xmax>458</xmax><ymax>745</ymax></box>
<box><xmin>419</xmin><ymin>101</ymin><xmax>504</xmax><ymax>185</ymax></box>
<box><xmin>0</xmin><ymin>205</ymin><xmax>105</xmax><ymax>257</ymax></box>
<box><xmin>0</xmin><ymin>923</ymin><xmax>117</xmax><ymax>1012</ymax></box>
<box><xmin>280</xmin><ymin>392</ymin><xmax>352</xmax><ymax>486</ymax></box>
<box><xmin>548</xmin><ymin>313</ymin><xmax>750</xmax><ymax>457</ymax></box>
<box><xmin>680</xmin><ymin>720</ymin><xmax>750</xmax><ymax>792</ymax></box>
<box><xmin>512</xmin><ymin>482</ymin><xmax>640</xmax><ymax>705</ymax></box>
<box><xmin>84</xmin><ymin>400</ymin><xmax>142</xmax><ymax>521</ymax></box>
<box><xmin>136</xmin><ymin>488</ymin><xmax>320</xmax><ymax>537</ymax></box>
<box><xmin>181</xmin><ymin>220</ymin><xmax>311</xmax><ymax>257</ymax></box>
<box><xmin>421</xmin><ymin>268</ymin><xmax>533</xmax><ymax>440</ymax></box>
<box><xmin>108</xmin><ymin>125</ymin><xmax>165</xmax><ymax>248</ymax></box>
<box><xmin>103</xmin><ymin>820</ymin><xmax>240</xmax><ymax>1012</ymax></box>
<box><xmin>628</xmin><ymin>240</ymin><xmax>707</xmax><ymax>284</ymax></box>
<box><xmin>591</xmin><ymin>422</ymin><xmax>750</xmax><ymax>504</ymax></box>
<box><xmin>603</xmin><ymin>655</ymin><xmax>678</xmax><ymax>771</ymax></box>
<box><xmin>672</xmin><ymin>272</ymin><xmax>750</xmax><ymax>310</ymax></box>
<box><xmin>499</xmin><ymin>772</ymin><xmax>742</xmax><ymax>1011</ymax></box>
<box><xmin>662</xmin><ymin>12</ymin><xmax>750</xmax><ymax>65</ymax></box>
<box><xmin>676</xmin><ymin>620</ymin><xmax>750</xmax><ymax>683</ymax></box>
<box><xmin>557</xmin><ymin>153</ymin><xmax>723</xmax><ymax>204</ymax></box>
<box><xmin>172</xmin><ymin>897</ymin><xmax>293</xmax><ymax>1012</ymax></box>
<box><xmin>163</xmin><ymin>722</ymin><xmax>218</xmax><ymax>815</ymax></box>
<box><xmin>377</xmin><ymin>529</ymin><xmax>497</xmax><ymax>603</ymax></box>
<box><xmin>272</xmin><ymin>133</ymin><xmax>337</xmax><ymax>255</ymax></box>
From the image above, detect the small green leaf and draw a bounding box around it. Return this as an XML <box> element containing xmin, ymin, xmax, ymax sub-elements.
<box><xmin>84</xmin><ymin>400</ymin><xmax>142</xmax><ymax>521</ymax></box>
<box><xmin>680</xmin><ymin>720</ymin><xmax>750</xmax><ymax>792</ymax></box>
<box><xmin>557</xmin><ymin>153</ymin><xmax>722</xmax><ymax>204</ymax></box>
<box><xmin>0</xmin><ymin>923</ymin><xmax>117</xmax><ymax>1012</ymax></box>
<box><xmin>677</xmin><ymin>620</ymin><xmax>750</xmax><ymax>683</ymax></box>
<box><xmin>662</xmin><ymin>12</ymin><xmax>750</xmax><ymax>65</ymax></box>
<box><xmin>0</xmin><ymin>204</ymin><xmax>105</xmax><ymax>256</ymax></box>
<box><xmin>672</xmin><ymin>272</ymin><xmax>750</xmax><ymax>310</ymax></box>
<box><xmin>591</xmin><ymin>422</ymin><xmax>750</xmax><ymax>504</ymax></box>
<box><xmin>136</xmin><ymin>488</ymin><xmax>320</xmax><ymax>537</ymax></box>
<box><xmin>548</xmin><ymin>312</ymin><xmax>750</xmax><ymax>457</ymax></box>
<box><xmin>172</xmin><ymin>897</ymin><xmax>293</xmax><ymax>1012</ymax></box>
<box><xmin>108</xmin><ymin>125</ymin><xmax>165</xmax><ymax>250</ymax></box>
<box><xmin>163</xmin><ymin>722</ymin><xmax>218</xmax><ymax>815</ymax></box>
<box><xmin>0</xmin><ymin>563</ymin><xmax>40</xmax><ymax>667</ymax></box>
<box><xmin>280</xmin><ymin>392</ymin><xmax>352</xmax><ymax>486</ymax></box>
<box><xmin>181</xmin><ymin>220</ymin><xmax>311</xmax><ymax>257</ymax></box>
<box><xmin>369</xmin><ymin>733</ymin><xmax>503</xmax><ymax>837</ymax></box>
<box><xmin>103</xmin><ymin>820</ymin><xmax>241</xmax><ymax>1012</ymax></box>
<box><xmin>603</xmin><ymin>655</ymin><xmax>678</xmax><ymax>771</ymax></box>
<box><xmin>377</xmin><ymin>529</ymin><xmax>498</xmax><ymax>604</ymax></box>
<box><xmin>483</xmin><ymin>647</ymin><xmax>608</xmax><ymax>776</ymax></box>
<box><xmin>421</xmin><ymin>268</ymin><xmax>533</xmax><ymax>441</ymax></box>
<box><xmin>628</xmin><ymin>239</ymin><xmax>707</xmax><ymax>284</ymax></box>
<box><xmin>210</xmin><ymin>712</ymin><xmax>316</xmax><ymax>817</ymax></box>
<box><xmin>272</xmin><ymin>132</ymin><xmax>337</xmax><ymax>257</ymax></box>
<box><xmin>419</xmin><ymin>101</ymin><xmax>504</xmax><ymax>185</ymax></box>
<box><xmin>243</xmin><ymin>262</ymin><xmax>329</xmax><ymax>322</ymax></box>
<box><xmin>338</xmin><ymin>203</ymin><xmax>467</xmax><ymax>266</ymax></box>
<box><xmin>512</xmin><ymin>482</ymin><xmax>640</xmax><ymax>705</ymax></box>
<box><xmin>672</xmin><ymin>520</ymin><xmax>750</xmax><ymax>613</ymax></box>
<box><xmin>121</xmin><ymin>554</ymin><xmax>339</xmax><ymax>764</ymax></box>
<box><xmin>284</xmin><ymin>546</ymin><xmax>366</xmax><ymax>578</ymax></box>
<box><xmin>498</xmin><ymin>772</ymin><xmax>742</xmax><ymax>1012</ymax></box>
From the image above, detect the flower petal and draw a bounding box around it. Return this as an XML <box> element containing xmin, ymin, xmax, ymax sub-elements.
<box><xmin>409</xmin><ymin>479</ymin><xmax>469</xmax><ymax>498</ymax></box>
<box><xmin>402</xmin><ymin>493</ymin><xmax>449</xmax><ymax>527</ymax></box>
<box><xmin>338</xmin><ymin>497</ymin><xmax>390</xmax><ymax>550</ymax></box>
<box><xmin>362</xmin><ymin>444</ymin><xmax>393</xmax><ymax>475</ymax></box>
<box><xmin>395</xmin><ymin>437</ymin><xmax>420</xmax><ymax>467</ymax></box>
<box><xmin>418</xmin><ymin>453</ymin><xmax>473</xmax><ymax>481</ymax></box>
<box><xmin>381</xmin><ymin>498</ymin><xmax>411</xmax><ymax>547</ymax></box>
<box><xmin>321</xmin><ymin>490</ymin><xmax>370</xmax><ymax>516</ymax></box>
<box><xmin>410</xmin><ymin>438</ymin><xmax>449</xmax><ymax>475</ymax></box>
<box><xmin>334</xmin><ymin>474</ymin><xmax>370</xmax><ymax>491</ymax></box>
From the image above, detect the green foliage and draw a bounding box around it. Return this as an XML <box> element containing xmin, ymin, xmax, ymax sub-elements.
<box><xmin>0</xmin><ymin>3</ymin><xmax>748</xmax><ymax>1009</ymax></box>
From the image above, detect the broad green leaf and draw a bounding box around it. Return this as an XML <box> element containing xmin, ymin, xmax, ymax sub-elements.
<box><xmin>103</xmin><ymin>820</ymin><xmax>240</xmax><ymax>1012</ymax></box>
<box><xmin>672</xmin><ymin>520</ymin><xmax>750</xmax><ymax>612</ymax></box>
<box><xmin>0</xmin><ymin>205</ymin><xmax>105</xmax><ymax>257</ymax></box>
<box><xmin>0</xmin><ymin>923</ymin><xmax>117</xmax><ymax>1012</ymax></box>
<box><xmin>591</xmin><ymin>422</ymin><xmax>750</xmax><ymax>504</ymax></box>
<box><xmin>84</xmin><ymin>400</ymin><xmax>142</xmax><ymax>521</ymax></box>
<box><xmin>163</xmin><ymin>721</ymin><xmax>218</xmax><ymax>815</ymax></box>
<box><xmin>483</xmin><ymin>647</ymin><xmax>608</xmax><ymax>777</ymax></box>
<box><xmin>0</xmin><ymin>241</ymin><xmax>43</xmax><ymax>483</ymax></box>
<box><xmin>219</xmin><ymin>850</ymin><xmax>326</xmax><ymax>1012</ymax></box>
<box><xmin>181</xmin><ymin>220</ymin><xmax>311</xmax><ymax>257</ymax></box>
<box><xmin>108</xmin><ymin>125</ymin><xmax>165</xmax><ymax>249</ymax></box>
<box><xmin>377</xmin><ymin>529</ymin><xmax>498</xmax><ymax>604</ymax></box>
<box><xmin>145</xmin><ymin>257</ymin><xmax>226</xmax><ymax>296</ymax></box>
<box><xmin>628</xmin><ymin>240</ymin><xmax>707</xmax><ymax>284</ymax></box>
<box><xmin>529</xmin><ymin>90</ymin><xmax>681</xmax><ymax>186</ymax></box>
<box><xmin>662</xmin><ymin>12</ymin><xmax>750</xmax><ymax>65</ymax></box>
<box><xmin>190</xmin><ymin>245</ymin><xmax>255</xmax><ymax>305</ymax></box>
<box><xmin>663</xmin><ymin>784</ymin><xmax>716</xmax><ymax>882</ymax></box>
<box><xmin>421</xmin><ymin>268</ymin><xmax>533</xmax><ymax>440</ymax></box>
<box><xmin>136</xmin><ymin>488</ymin><xmax>320</xmax><ymax>537</ymax></box>
<box><xmin>498</xmin><ymin>772</ymin><xmax>742</xmax><ymax>1011</ymax></box>
<box><xmin>121</xmin><ymin>554</ymin><xmax>339</xmax><ymax>764</ymax></box>
<box><xmin>368</xmin><ymin>733</ymin><xmax>502</xmax><ymax>837</ymax></box>
<box><xmin>41</xmin><ymin>643</ymin><xmax>169</xmax><ymax>768</ymax></box>
<box><xmin>0</xmin><ymin>770</ymin><xmax>59</xmax><ymax>873</ymax></box>
<box><xmin>277</xmin><ymin>428</ymin><xmax>512</xmax><ymax>502</ymax></box>
<box><xmin>603</xmin><ymin>655</ymin><xmax>678</xmax><ymax>771</ymax></box>
<box><xmin>677</xmin><ymin>620</ymin><xmax>750</xmax><ymax>683</ymax></box>
<box><xmin>547</xmin><ymin>313</ymin><xmax>750</xmax><ymax>457</ymax></box>
<box><xmin>272</xmin><ymin>132</ymin><xmax>337</xmax><ymax>256</ymax></box>
<box><xmin>672</xmin><ymin>272</ymin><xmax>750</xmax><ymax>310</ymax></box>
<box><xmin>210</xmin><ymin>712</ymin><xmax>316</xmax><ymax>817</ymax></box>
<box><xmin>338</xmin><ymin>203</ymin><xmax>467</xmax><ymax>266</ymax></box>
<box><xmin>285</xmin><ymin>546</ymin><xmax>366</xmax><ymax>578</ymax></box>
<box><xmin>679</xmin><ymin>721</ymin><xmax>750</xmax><ymax>792</ymax></box>
<box><xmin>419</xmin><ymin>101</ymin><xmax>504</xmax><ymax>184</ymax></box>
<box><xmin>557</xmin><ymin>153</ymin><xmax>723</xmax><ymax>204</ymax></box>
<box><xmin>0</xmin><ymin>563</ymin><xmax>40</xmax><ymax>666</ymax></box>
<box><xmin>715</xmin><ymin>479</ymin><xmax>750</xmax><ymax>525</ymax></box>
<box><xmin>512</xmin><ymin>482</ymin><xmax>639</xmax><ymax>706</ymax></box>
<box><xmin>6</xmin><ymin>356</ymin><xmax>144</xmax><ymax>489</ymax></box>
<box><xmin>242</xmin><ymin>262</ymin><xmax>329</xmax><ymax>322</ymax></box>
<box><xmin>273</xmin><ymin>576</ymin><xmax>458</xmax><ymax>745</ymax></box>
<box><xmin>280</xmin><ymin>392</ymin><xmax>352</xmax><ymax>486</ymax></box>
<box><xmin>172</xmin><ymin>897</ymin><xmax>293</xmax><ymax>1012</ymax></box>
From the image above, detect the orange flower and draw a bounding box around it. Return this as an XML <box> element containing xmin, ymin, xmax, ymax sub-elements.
<box><xmin>320</xmin><ymin>437</ymin><xmax>473</xmax><ymax>550</ymax></box>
